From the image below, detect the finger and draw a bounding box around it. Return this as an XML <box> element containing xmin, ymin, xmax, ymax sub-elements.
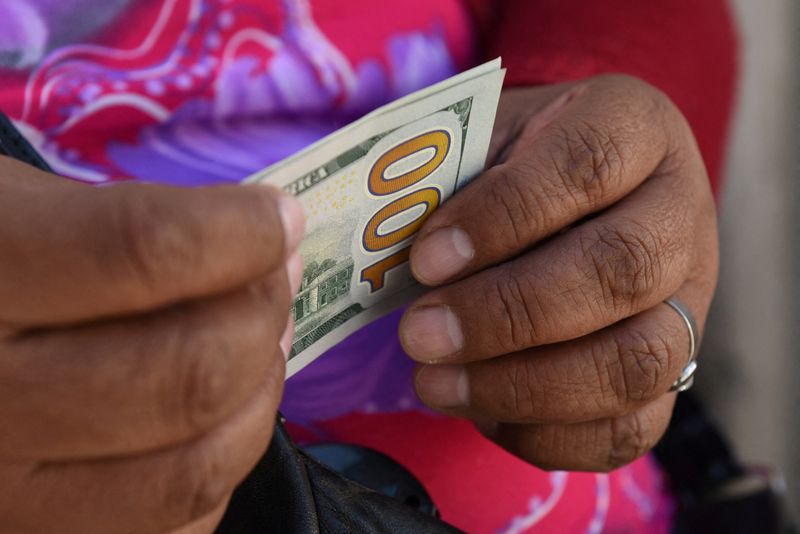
<box><xmin>0</xmin><ymin>155</ymin><xmax>75</xmax><ymax>190</ymax></box>
<box><xmin>0</xmin><ymin>269</ymin><xmax>290</xmax><ymax>460</ymax></box>
<box><xmin>410</xmin><ymin>75</ymin><xmax>690</xmax><ymax>286</ymax></box>
<box><xmin>0</xmin><ymin>175</ymin><xmax>304</xmax><ymax>328</ymax></box>
<box><xmin>0</xmin><ymin>375</ymin><xmax>280</xmax><ymax>534</ymax></box>
<box><xmin>414</xmin><ymin>294</ymin><xmax>704</xmax><ymax>423</ymax></box>
<box><xmin>400</xmin><ymin>166</ymin><xmax>700</xmax><ymax>363</ymax></box>
<box><xmin>494</xmin><ymin>394</ymin><xmax>675</xmax><ymax>472</ymax></box>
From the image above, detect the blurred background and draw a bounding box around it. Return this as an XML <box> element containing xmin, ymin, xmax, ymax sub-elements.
<box><xmin>697</xmin><ymin>0</ymin><xmax>799</xmax><ymax>516</ymax></box>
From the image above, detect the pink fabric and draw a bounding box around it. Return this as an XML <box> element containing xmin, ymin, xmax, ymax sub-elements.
<box><xmin>287</xmin><ymin>412</ymin><xmax>674</xmax><ymax>533</ymax></box>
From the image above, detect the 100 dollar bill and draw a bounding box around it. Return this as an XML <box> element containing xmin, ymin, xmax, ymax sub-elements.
<box><xmin>246</xmin><ymin>59</ymin><xmax>505</xmax><ymax>378</ymax></box>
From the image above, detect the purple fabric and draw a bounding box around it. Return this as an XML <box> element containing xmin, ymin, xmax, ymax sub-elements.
<box><xmin>281</xmin><ymin>309</ymin><xmax>426</xmax><ymax>426</ymax></box>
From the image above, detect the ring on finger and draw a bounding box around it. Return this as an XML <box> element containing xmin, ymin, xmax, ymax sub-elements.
<box><xmin>665</xmin><ymin>296</ymin><xmax>699</xmax><ymax>392</ymax></box>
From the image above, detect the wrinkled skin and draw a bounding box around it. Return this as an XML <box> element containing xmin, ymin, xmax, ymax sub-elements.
<box><xmin>0</xmin><ymin>157</ymin><xmax>304</xmax><ymax>533</ymax></box>
<box><xmin>401</xmin><ymin>75</ymin><xmax>719</xmax><ymax>472</ymax></box>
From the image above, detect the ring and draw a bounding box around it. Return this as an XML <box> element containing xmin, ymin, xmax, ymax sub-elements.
<box><xmin>665</xmin><ymin>296</ymin><xmax>699</xmax><ymax>392</ymax></box>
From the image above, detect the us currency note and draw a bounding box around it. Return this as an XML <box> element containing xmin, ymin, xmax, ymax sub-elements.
<box><xmin>246</xmin><ymin>59</ymin><xmax>505</xmax><ymax>378</ymax></box>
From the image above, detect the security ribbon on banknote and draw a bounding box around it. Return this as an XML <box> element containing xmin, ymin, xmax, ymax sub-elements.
<box><xmin>246</xmin><ymin>59</ymin><xmax>505</xmax><ymax>377</ymax></box>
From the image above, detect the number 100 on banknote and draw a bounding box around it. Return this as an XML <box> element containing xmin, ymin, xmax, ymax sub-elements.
<box><xmin>247</xmin><ymin>59</ymin><xmax>505</xmax><ymax>377</ymax></box>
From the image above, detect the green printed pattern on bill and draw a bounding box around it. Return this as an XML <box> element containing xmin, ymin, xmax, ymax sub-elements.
<box><xmin>246</xmin><ymin>59</ymin><xmax>505</xmax><ymax>377</ymax></box>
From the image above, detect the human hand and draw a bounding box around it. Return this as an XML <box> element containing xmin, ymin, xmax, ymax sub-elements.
<box><xmin>0</xmin><ymin>156</ymin><xmax>304</xmax><ymax>533</ymax></box>
<box><xmin>399</xmin><ymin>76</ymin><xmax>718</xmax><ymax>471</ymax></box>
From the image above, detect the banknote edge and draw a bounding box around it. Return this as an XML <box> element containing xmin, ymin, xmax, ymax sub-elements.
<box><xmin>242</xmin><ymin>58</ymin><xmax>502</xmax><ymax>187</ymax></box>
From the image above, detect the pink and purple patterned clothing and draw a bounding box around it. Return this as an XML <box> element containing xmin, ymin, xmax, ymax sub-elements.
<box><xmin>1</xmin><ymin>0</ymin><xmax>738</xmax><ymax>531</ymax></box>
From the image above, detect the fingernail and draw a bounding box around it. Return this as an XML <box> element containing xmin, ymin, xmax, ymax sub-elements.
<box><xmin>286</xmin><ymin>252</ymin><xmax>303</xmax><ymax>296</ymax></box>
<box><xmin>277</xmin><ymin>193</ymin><xmax>305</xmax><ymax>252</ymax></box>
<box><xmin>401</xmin><ymin>306</ymin><xmax>463</xmax><ymax>362</ymax></box>
<box><xmin>416</xmin><ymin>364</ymin><xmax>469</xmax><ymax>409</ymax></box>
<box><xmin>412</xmin><ymin>227</ymin><xmax>474</xmax><ymax>284</ymax></box>
<box><xmin>280</xmin><ymin>318</ymin><xmax>295</xmax><ymax>361</ymax></box>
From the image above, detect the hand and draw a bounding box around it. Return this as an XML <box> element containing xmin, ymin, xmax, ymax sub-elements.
<box><xmin>399</xmin><ymin>75</ymin><xmax>718</xmax><ymax>471</ymax></box>
<box><xmin>0</xmin><ymin>156</ymin><xmax>304</xmax><ymax>533</ymax></box>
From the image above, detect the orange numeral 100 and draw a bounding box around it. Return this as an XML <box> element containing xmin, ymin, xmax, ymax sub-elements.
<box><xmin>360</xmin><ymin>129</ymin><xmax>451</xmax><ymax>292</ymax></box>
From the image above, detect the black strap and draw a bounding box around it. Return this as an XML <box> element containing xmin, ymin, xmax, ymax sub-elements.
<box><xmin>216</xmin><ymin>418</ymin><xmax>462</xmax><ymax>534</ymax></box>
<box><xmin>0</xmin><ymin>112</ymin><xmax>53</xmax><ymax>172</ymax></box>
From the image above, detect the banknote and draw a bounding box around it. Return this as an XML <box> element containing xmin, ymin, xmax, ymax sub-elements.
<box><xmin>246</xmin><ymin>59</ymin><xmax>505</xmax><ymax>378</ymax></box>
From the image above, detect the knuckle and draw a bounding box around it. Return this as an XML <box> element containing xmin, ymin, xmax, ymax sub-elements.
<box><xmin>607</xmin><ymin>411</ymin><xmax>654</xmax><ymax>470</ymax></box>
<box><xmin>483</xmin><ymin>166</ymin><xmax>545</xmax><ymax>250</ymax></box>
<box><xmin>484</xmin><ymin>272</ymin><xmax>541</xmax><ymax>352</ymax></box>
<box><xmin>114</xmin><ymin>193</ymin><xmax>197</xmax><ymax>294</ymax></box>
<box><xmin>580</xmin><ymin>73</ymin><xmax>682</xmax><ymax>163</ymax></box>
<box><xmin>552</xmin><ymin>120</ymin><xmax>625</xmax><ymax>207</ymax></box>
<box><xmin>607</xmin><ymin>328</ymin><xmax>671</xmax><ymax>405</ymax></box>
<box><xmin>581</xmin><ymin>224</ymin><xmax>663</xmax><ymax>314</ymax></box>
<box><xmin>167</xmin><ymin>316</ymin><xmax>235</xmax><ymax>432</ymax></box>
<box><xmin>182</xmin><ymin>348</ymin><xmax>230</xmax><ymax>431</ymax></box>
<box><xmin>589</xmin><ymin>73</ymin><xmax>683</xmax><ymax>148</ymax></box>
